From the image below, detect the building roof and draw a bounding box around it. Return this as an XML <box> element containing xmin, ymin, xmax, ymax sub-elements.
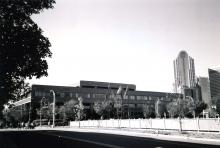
<box><xmin>178</xmin><ymin>50</ymin><xmax>188</xmax><ymax>58</ymax></box>
<box><xmin>79</xmin><ymin>80</ymin><xmax>136</xmax><ymax>90</ymax></box>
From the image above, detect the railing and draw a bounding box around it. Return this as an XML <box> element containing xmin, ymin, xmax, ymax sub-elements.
<box><xmin>70</xmin><ymin>118</ymin><xmax>220</xmax><ymax>132</ymax></box>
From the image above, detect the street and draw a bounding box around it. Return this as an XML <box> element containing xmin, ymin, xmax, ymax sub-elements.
<box><xmin>0</xmin><ymin>130</ymin><xmax>220</xmax><ymax>148</ymax></box>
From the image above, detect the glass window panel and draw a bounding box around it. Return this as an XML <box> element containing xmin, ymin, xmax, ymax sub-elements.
<box><xmin>130</xmin><ymin>95</ymin><xmax>135</xmax><ymax>100</ymax></box>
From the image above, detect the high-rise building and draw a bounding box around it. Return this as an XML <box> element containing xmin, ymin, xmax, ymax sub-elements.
<box><xmin>174</xmin><ymin>51</ymin><xmax>196</xmax><ymax>93</ymax></box>
<box><xmin>208</xmin><ymin>68</ymin><xmax>220</xmax><ymax>104</ymax></box>
<box><xmin>197</xmin><ymin>77</ymin><xmax>211</xmax><ymax>107</ymax></box>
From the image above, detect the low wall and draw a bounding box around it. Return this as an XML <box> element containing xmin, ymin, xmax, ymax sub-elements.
<box><xmin>70</xmin><ymin>118</ymin><xmax>220</xmax><ymax>132</ymax></box>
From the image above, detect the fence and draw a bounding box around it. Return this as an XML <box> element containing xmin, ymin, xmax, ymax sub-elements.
<box><xmin>70</xmin><ymin>118</ymin><xmax>220</xmax><ymax>132</ymax></box>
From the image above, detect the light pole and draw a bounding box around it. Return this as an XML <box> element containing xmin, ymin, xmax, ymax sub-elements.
<box><xmin>40</xmin><ymin>97</ymin><xmax>46</xmax><ymax>127</ymax></box>
<box><xmin>50</xmin><ymin>90</ymin><xmax>56</xmax><ymax>128</ymax></box>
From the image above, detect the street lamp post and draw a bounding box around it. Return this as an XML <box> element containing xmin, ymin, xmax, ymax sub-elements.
<box><xmin>50</xmin><ymin>90</ymin><xmax>56</xmax><ymax>128</ymax></box>
<box><xmin>40</xmin><ymin>97</ymin><xmax>46</xmax><ymax>127</ymax></box>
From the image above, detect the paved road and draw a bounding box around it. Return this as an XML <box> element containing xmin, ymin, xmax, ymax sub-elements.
<box><xmin>0</xmin><ymin>130</ymin><xmax>219</xmax><ymax>148</ymax></box>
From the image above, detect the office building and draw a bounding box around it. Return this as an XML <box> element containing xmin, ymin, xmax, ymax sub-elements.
<box><xmin>13</xmin><ymin>80</ymin><xmax>181</xmax><ymax>120</ymax></box>
<box><xmin>173</xmin><ymin>50</ymin><xmax>196</xmax><ymax>94</ymax></box>
<box><xmin>209</xmin><ymin>68</ymin><xmax>220</xmax><ymax>104</ymax></box>
<box><xmin>197</xmin><ymin>77</ymin><xmax>211</xmax><ymax>107</ymax></box>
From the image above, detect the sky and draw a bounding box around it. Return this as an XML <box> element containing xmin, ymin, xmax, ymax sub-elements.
<box><xmin>30</xmin><ymin>0</ymin><xmax>220</xmax><ymax>92</ymax></box>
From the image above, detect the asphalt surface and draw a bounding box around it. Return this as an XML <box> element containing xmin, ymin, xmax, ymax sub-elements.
<box><xmin>0</xmin><ymin>130</ymin><xmax>220</xmax><ymax>148</ymax></box>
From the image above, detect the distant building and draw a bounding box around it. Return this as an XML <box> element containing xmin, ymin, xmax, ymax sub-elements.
<box><xmin>208</xmin><ymin>68</ymin><xmax>220</xmax><ymax>104</ymax></box>
<box><xmin>13</xmin><ymin>80</ymin><xmax>181</xmax><ymax>120</ymax></box>
<box><xmin>197</xmin><ymin>77</ymin><xmax>211</xmax><ymax>107</ymax></box>
<box><xmin>183</xmin><ymin>85</ymin><xmax>201</xmax><ymax>101</ymax></box>
<box><xmin>173</xmin><ymin>51</ymin><xmax>196</xmax><ymax>94</ymax></box>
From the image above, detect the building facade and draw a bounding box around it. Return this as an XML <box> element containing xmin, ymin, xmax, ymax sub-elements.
<box><xmin>174</xmin><ymin>51</ymin><xmax>196</xmax><ymax>94</ymax></box>
<box><xmin>209</xmin><ymin>68</ymin><xmax>220</xmax><ymax>104</ymax></box>
<box><xmin>14</xmin><ymin>80</ymin><xmax>182</xmax><ymax>120</ymax></box>
<box><xmin>197</xmin><ymin>77</ymin><xmax>211</xmax><ymax>107</ymax></box>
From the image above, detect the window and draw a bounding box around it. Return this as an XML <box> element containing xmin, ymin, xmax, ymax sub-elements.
<box><xmin>137</xmin><ymin>96</ymin><xmax>143</xmax><ymax>100</ymax></box>
<box><xmin>35</xmin><ymin>91</ymin><xmax>45</xmax><ymax>97</ymax></box>
<box><xmin>123</xmin><ymin>104</ymin><xmax>128</xmax><ymax>107</ymax></box>
<box><xmin>69</xmin><ymin>93</ymin><xmax>73</xmax><ymax>98</ymax></box>
<box><xmin>123</xmin><ymin>95</ymin><xmax>128</xmax><ymax>99</ymax></box>
<box><xmin>35</xmin><ymin>91</ymin><xmax>39</xmax><ymax>97</ymax></box>
<box><xmin>130</xmin><ymin>95</ymin><xmax>135</xmax><ymax>100</ymax></box>
<box><xmin>166</xmin><ymin>98</ymin><xmax>170</xmax><ymax>101</ymax></box>
<box><xmin>87</xmin><ymin>93</ymin><xmax>90</xmax><ymax>98</ymax></box>
<box><xmin>109</xmin><ymin>94</ymin><xmax>115</xmax><ymax>99</ymax></box>
<box><xmin>151</xmin><ymin>97</ymin><xmax>158</xmax><ymax>100</ymax></box>
<box><xmin>60</xmin><ymin>93</ymin><xmax>65</xmax><ymax>98</ymax></box>
<box><xmin>137</xmin><ymin>104</ymin><xmax>143</xmax><ymax>108</ymax></box>
<box><xmin>116</xmin><ymin>94</ymin><xmax>121</xmax><ymax>99</ymax></box>
<box><xmin>45</xmin><ymin>92</ymin><xmax>50</xmax><ymax>97</ymax></box>
<box><xmin>93</xmin><ymin>94</ymin><xmax>105</xmax><ymax>99</ymax></box>
<box><xmin>128</xmin><ymin>104</ymin><xmax>135</xmax><ymax>108</ymax></box>
<box><xmin>143</xmin><ymin>96</ymin><xmax>148</xmax><ymax>100</ymax></box>
<box><xmin>172</xmin><ymin>98</ymin><xmax>177</xmax><ymax>102</ymax></box>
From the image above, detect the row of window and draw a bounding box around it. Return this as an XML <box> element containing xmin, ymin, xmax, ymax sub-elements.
<box><xmin>123</xmin><ymin>104</ymin><xmax>155</xmax><ymax>108</ymax></box>
<box><xmin>34</xmin><ymin>91</ymin><xmax>173</xmax><ymax>101</ymax></box>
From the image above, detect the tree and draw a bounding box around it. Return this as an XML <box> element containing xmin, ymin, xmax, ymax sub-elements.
<box><xmin>75</xmin><ymin>97</ymin><xmax>84</xmax><ymax>121</ymax></box>
<box><xmin>113</xmin><ymin>94</ymin><xmax>122</xmax><ymax>119</ymax></box>
<box><xmin>194</xmin><ymin>100</ymin><xmax>207</xmax><ymax>116</ymax></box>
<box><xmin>167</xmin><ymin>102</ymin><xmax>179</xmax><ymax>118</ymax></box>
<box><xmin>59</xmin><ymin>99</ymin><xmax>78</xmax><ymax>122</ymax></box>
<box><xmin>167</xmin><ymin>98</ymin><xmax>207</xmax><ymax>118</ymax></box>
<box><xmin>36</xmin><ymin>103</ymin><xmax>58</xmax><ymax>122</ymax></box>
<box><xmin>93</xmin><ymin>100</ymin><xmax>112</xmax><ymax>119</ymax></box>
<box><xmin>0</xmin><ymin>0</ymin><xmax>55</xmax><ymax>111</ymax></box>
<box><xmin>180</xmin><ymin>98</ymin><xmax>207</xmax><ymax>118</ymax></box>
<box><xmin>155</xmin><ymin>99</ymin><xmax>167</xmax><ymax>118</ymax></box>
<box><xmin>2</xmin><ymin>105</ymin><xmax>30</xmax><ymax>128</ymax></box>
<box><xmin>93</xmin><ymin>101</ymin><xmax>103</xmax><ymax>119</ymax></box>
<box><xmin>183</xmin><ymin>97</ymin><xmax>195</xmax><ymax>118</ymax></box>
<box><xmin>166</xmin><ymin>98</ymin><xmax>189</xmax><ymax>118</ymax></box>
<box><xmin>142</xmin><ymin>104</ymin><xmax>155</xmax><ymax>118</ymax></box>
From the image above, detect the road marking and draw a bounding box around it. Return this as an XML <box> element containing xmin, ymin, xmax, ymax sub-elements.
<box><xmin>38</xmin><ymin>132</ymin><xmax>123</xmax><ymax>148</ymax></box>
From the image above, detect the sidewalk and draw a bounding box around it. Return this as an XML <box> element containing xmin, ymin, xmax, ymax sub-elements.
<box><xmin>35</xmin><ymin>126</ymin><xmax>220</xmax><ymax>146</ymax></box>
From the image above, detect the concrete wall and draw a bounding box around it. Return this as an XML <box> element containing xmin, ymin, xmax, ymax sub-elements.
<box><xmin>70</xmin><ymin>118</ymin><xmax>220</xmax><ymax>132</ymax></box>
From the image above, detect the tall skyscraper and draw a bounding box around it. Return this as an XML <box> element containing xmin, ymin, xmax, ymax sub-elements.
<box><xmin>208</xmin><ymin>68</ymin><xmax>220</xmax><ymax>104</ymax></box>
<box><xmin>174</xmin><ymin>51</ymin><xmax>196</xmax><ymax>93</ymax></box>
